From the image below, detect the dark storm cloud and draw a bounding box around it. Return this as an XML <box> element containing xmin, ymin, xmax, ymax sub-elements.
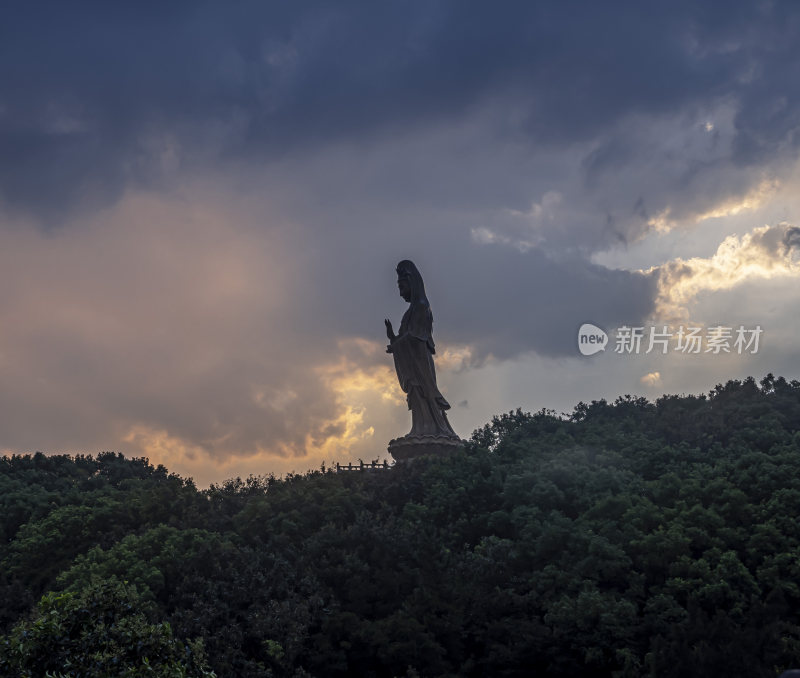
<box><xmin>2</xmin><ymin>0</ymin><xmax>798</xmax><ymax>219</ymax></box>
<box><xmin>430</xmin><ymin>245</ymin><xmax>656</xmax><ymax>361</ymax></box>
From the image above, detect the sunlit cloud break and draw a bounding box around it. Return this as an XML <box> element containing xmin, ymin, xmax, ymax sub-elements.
<box><xmin>648</xmin><ymin>222</ymin><xmax>800</xmax><ymax>323</ymax></box>
<box><xmin>646</xmin><ymin>179</ymin><xmax>781</xmax><ymax>235</ymax></box>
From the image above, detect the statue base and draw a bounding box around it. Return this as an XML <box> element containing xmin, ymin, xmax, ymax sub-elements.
<box><xmin>388</xmin><ymin>434</ymin><xmax>465</xmax><ymax>462</ymax></box>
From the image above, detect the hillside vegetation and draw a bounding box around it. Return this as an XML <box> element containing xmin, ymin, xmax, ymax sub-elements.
<box><xmin>3</xmin><ymin>374</ymin><xmax>800</xmax><ymax>677</ymax></box>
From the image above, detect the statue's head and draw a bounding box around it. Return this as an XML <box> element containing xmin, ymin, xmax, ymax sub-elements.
<box><xmin>396</xmin><ymin>260</ymin><xmax>426</xmax><ymax>303</ymax></box>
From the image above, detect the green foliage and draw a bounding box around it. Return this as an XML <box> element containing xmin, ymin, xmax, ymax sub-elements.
<box><xmin>0</xmin><ymin>580</ymin><xmax>214</xmax><ymax>677</ymax></box>
<box><xmin>3</xmin><ymin>375</ymin><xmax>800</xmax><ymax>676</ymax></box>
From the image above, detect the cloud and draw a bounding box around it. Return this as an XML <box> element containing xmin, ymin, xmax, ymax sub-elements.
<box><xmin>2</xmin><ymin>1</ymin><xmax>800</xmax><ymax>231</ymax></box>
<box><xmin>0</xmin><ymin>191</ymin><xmax>343</xmax><ymax>468</ymax></box>
<box><xmin>648</xmin><ymin>222</ymin><xmax>800</xmax><ymax>322</ymax></box>
<box><xmin>641</xmin><ymin>371</ymin><xmax>662</xmax><ymax>387</ymax></box>
<box><xmin>645</xmin><ymin>178</ymin><xmax>781</xmax><ymax>234</ymax></box>
<box><xmin>433</xmin><ymin>244</ymin><xmax>656</xmax><ymax>362</ymax></box>
<box><xmin>693</xmin><ymin>178</ymin><xmax>781</xmax><ymax>223</ymax></box>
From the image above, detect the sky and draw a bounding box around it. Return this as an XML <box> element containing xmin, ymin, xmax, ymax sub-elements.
<box><xmin>2</xmin><ymin>1</ymin><xmax>800</xmax><ymax>485</ymax></box>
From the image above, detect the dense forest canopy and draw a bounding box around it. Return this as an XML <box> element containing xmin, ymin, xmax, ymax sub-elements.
<box><xmin>3</xmin><ymin>374</ymin><xmax>800</xmax><ymax>677</ymax></box>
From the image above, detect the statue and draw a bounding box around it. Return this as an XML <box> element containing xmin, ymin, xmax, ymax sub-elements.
<box><xmin>385</xmin><ymin>260</ymin><xmax>464</xmax><ymax>461</ymax></box>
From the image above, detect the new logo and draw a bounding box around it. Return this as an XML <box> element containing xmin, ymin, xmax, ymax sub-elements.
<box><xmin>578</xmin><ymin>323</ymin><xmax>608</xmax><ymax>356</ymax></box>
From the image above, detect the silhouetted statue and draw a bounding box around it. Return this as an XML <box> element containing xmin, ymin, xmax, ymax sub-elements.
<box><xmin>385</xmin><ymin>260</ymin><xmax>464</xmax><ymax>461</ymax></box>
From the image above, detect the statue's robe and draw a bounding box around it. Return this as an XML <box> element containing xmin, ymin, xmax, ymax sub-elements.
<box><xmin>391</xmin><ymin>300</ymin><xmax>458</xmax><ymax>438</ymax></box>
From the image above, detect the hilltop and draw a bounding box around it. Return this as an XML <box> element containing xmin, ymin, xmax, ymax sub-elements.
<box><xmin>2</xmin><ymin>374</ymin><xmax>800</xmax><ymax>677</ymax></box>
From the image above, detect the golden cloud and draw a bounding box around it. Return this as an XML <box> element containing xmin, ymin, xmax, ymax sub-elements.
<box><xmin>647</xmin><ymin>222</ymin><xmax>800</xmax><ymax>322</ymax></box>
<box><xmin>694</xmin><ymin>178</ymin><xmax>780</xmax><ymax>223</ymax></box>
<box><xmin>646</xmin><ymin>178</ymin><xmax>781</xmax><ymax>235</ymax></box>
<box><xmin>640</xmin><ymin>371</ymin><xmax>662</xmax><ymax>387</ymax></box>
<box><xmin>122</xmin><ymin>424</ymin><xmax>332</xmax><ymax>487</ymax></box>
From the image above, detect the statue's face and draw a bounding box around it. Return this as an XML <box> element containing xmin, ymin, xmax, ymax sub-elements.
<box><xmin>397</xmin><ymin>275</ymin><xmax>412</xmax><ymax>301</ymax></box>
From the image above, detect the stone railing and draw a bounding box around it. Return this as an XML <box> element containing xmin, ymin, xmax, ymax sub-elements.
<box><xmin>336</xmin><ymin>460</ymin><xmax>391</xmax><ymax>472</ymax></box>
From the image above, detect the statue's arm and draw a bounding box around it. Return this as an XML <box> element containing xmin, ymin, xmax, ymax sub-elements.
<box><xmin>386</xmin><ymin>309</ymin><xmax>429</xmax><ymax>353</ymax></box>
<box><xmin>385</xmin><ymin>319</ymin><xmax>396</xmax><ymax>353</ymax></box>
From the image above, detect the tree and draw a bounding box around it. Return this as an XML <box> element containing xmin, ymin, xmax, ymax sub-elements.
<box><xmin>0</xmin><ymin>580</ymin><xmax>215</xmax><ymax>677</ymax></box>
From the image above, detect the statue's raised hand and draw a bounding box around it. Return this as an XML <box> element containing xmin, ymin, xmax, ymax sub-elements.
<box><xmin>385</xmin><ymin>319</ymin><xmax>396</xmax><ymax>352</ymax></box>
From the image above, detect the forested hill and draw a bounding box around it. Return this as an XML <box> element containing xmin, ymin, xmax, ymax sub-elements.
<box><xmin>3</xmin><ymin>375</ymin><xmax>800</xmax><ymax>677</ymax></box>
